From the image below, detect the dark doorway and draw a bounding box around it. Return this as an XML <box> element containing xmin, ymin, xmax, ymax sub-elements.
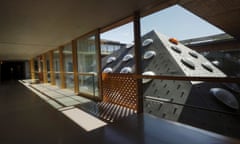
<box><xmin>0</xmin><ymin>61</ymin><xmax>25</xmax><ymax>81</ymax></box>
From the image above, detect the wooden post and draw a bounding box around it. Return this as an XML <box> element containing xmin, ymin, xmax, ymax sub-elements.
<box><xmin>59</xmin><ymin>46</ymin><xmax>66</xmax><ymax>88</ymax></box>
<box><xmin>72</xmin><ymin>40</ymin><xmax>79</xmax><ymax>94</ymax></box>
<box><xmin>49</xmin><ymin>51</ymin><xmax>56</xmax><ymax>85</ymax></box>
<box><xmin>134</xmin><ymin>11</ymin><xmax>143</xmax><ymax>114</ymax></box>
<box><xmin>42</xmin><ymin>54</ymin><xmax>48</xmax><ymax>83</ymax></box>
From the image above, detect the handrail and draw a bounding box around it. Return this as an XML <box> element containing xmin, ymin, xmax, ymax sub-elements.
<box><xmin>102</xmin><ymin>73</ymin><xmax>240</xmax><ymax>83</ymax></box>
<box><xmin>144</xmin><ymin>96</ymin><xmax>240</xmax><ymax>116</ymax></box>
<box><xmin>78</xmin><ymin>72</ymin><xmax>96</xmax><ymax>76</ymax></box>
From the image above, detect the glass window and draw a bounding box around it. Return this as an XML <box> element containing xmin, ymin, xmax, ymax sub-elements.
<box><xmin>45</xmin><ymin>53</ymin><xmax>51</xmax><ymax>83</ymax></box>
<box><xmin>100</xmin><ymin>22</ymin><xmax>134</xmax><ymax>73</ymax></box>
<box><xmin>77</xmin><ymin>34</ymin><xmax>99</xmax><ymax>97</ymax></box>
<box><xmin>63</xmin><ymin>44</ymin><xmax>74</xmax><ymax>90</ymax></box>
<box><xmin>33</xmin><ymin>57</ymin><xmax>39</xmax><ymax>79</ymax></box>
<box><xmin>53</xmin><ymin>49</ymin><xmax>61</xmax><ymax>87</ymax></box>
<box><xmin>140</xmin><ymin>4</ymin><xmax>239</xmax><ymax>138</ymax></box>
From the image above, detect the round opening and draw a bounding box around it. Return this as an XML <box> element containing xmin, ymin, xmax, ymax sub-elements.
<box><xmin>210</xmin><ymin>88</ymin><xmax>239</xmax><ymax>109</ymax></box>
<box><xmin>211</xmin><ymin>60</ymin><xmax>220</xmax><ymax>66</ymax></box>
<box><xmin>106</xmin><ymin>56</ymin><xmax>116</xmax><ymax>64</ymax></box>
<box><xmin>142</xmin><ymin>39</ymin><xmax>153</xmax><ymax>47</ymax></box>
<box><xmin>189</xmin><ymin>51</ymin><xmax>198</xmax><ymax>58</ymax></box>
<box><xmin>103</xmin><ymin>67</ymin><xmax>113</xmax><ymax>73</ymax></box>
<box><xmin>143</xmin><ymin>51</ymin><xmax>156</xmax><ymax>60</ymax></box>
<box><xmin>142</xmin><ymin>71</ymin><xmax>155</xmax><ymax>84</ymax></box>
<box><xmin>201</xmin><ymin>62</ymin><xmax>213</xmax><ymax>72</ymax></box>
<box><xmin>181</xmin><ymin>58</ymin><xmax>195</xmax><ymax>70</ymax></box>
<box><xmin>122</xmin><ymin>54</ymin><xmax>134</xmax><ymax>62</ymax></box>
<box><xmin>171</xmin><ymin>46</ymin><xmax>181</xmax><ymax>54</ymax></box>
<box><xmin>126</xmin><ymin>43</ymin><xmax>134</xmax><ymax>49</ymax></box>
<box><xmin>120</xmin><ymin>67</ymin><xmax>132</xmax><ymax>73</ymax></box>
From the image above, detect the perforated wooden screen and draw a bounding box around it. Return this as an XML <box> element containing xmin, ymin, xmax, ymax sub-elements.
<box><xmin>102</xmin><ymin>73</ymin><xmax>138</xmax><ymax>111</ymax></box>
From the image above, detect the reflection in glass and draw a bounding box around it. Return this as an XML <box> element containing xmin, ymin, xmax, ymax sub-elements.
<box><xmin>53</xmin><ymin>50</ymin><xmax>60</xmax><ymax>72</ymax></box>
<box><xmin>65</xmin><ymin>74</ymin><xmax>74</xmax><ymax>90</ymax></box>
<box><xmin>63</xmin><ymin>44</ymin><xmax>74</xmax><ymax>89</ymax></box>
<box><xmin>55</xmin><ymin>73</ymin><xmax>61</xmax><ymax>88</ymax></box>
<box><xmin>142</xmin><ymin>71</ymin><xmax>155</xmax><ymax>84</ymax></box>
<box><xmin>46</xmin><ymin>54</ymin><xmax>51</xmax><ymax>83</ymax></box>
<box><xmin>120</xmin><ymin>67</ymin><xmax>132</xmax><ymax>73</ymax></box>
<box><xmin>122</xmin><ymin>54</ymin><xmax>134</xmax><ymax>62</ymax></box>
<box><xmin>77</xmin><ymin>34</ymin><xmax>99</xmax><ymax>97</ymax></box>
<box><xmin>142</xmin><ymin>38</ymin><xmax>153</xmax><ymax>47</ymax></box>
<box><xmin>107</xmin><ymin>56</ymin><xmax>116</xmax><ymax>64</ymax></box>
<box><xmin>143</xmin><ymin>51</ymin><xmax>156</xmax><ymax>60</ymax></box>
<box><xmin>103</xmin><ymin>67</ymin><xmax>113</xmax><ymax>73</ymax></box>
<box><xmin>53</xmin><ymin>49</ymin><xmax>60</xmax><ymax>87</ymax></box>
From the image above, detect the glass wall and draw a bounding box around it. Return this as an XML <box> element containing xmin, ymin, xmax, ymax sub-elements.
<box><xmin>140</xmin><ymin>4</ymin><xmax>240</xmax><ymax>138</ymax></box>
<box><xmin>45</xmin><ymin>53</ymin><xmax>51</xmax><ymax>83</ymax></box>
<box><xmin>53</xmin><ymin>49</ymin><xmax>61</xmax><ymax>87</ymax></box>
<box><xmin>100</xmin><ymin>22</ymin><xmax>134</xmax><ymax>74</ymax></box>
<box><xmin>33</xmin><ymin>57</ymin><xmax>39</xmax><ymax>80</ymax></box>
<box><xmin>63</xmin><ymin>44</ymin><xmax>74</xmax><ymax>90</ymax></box>
<box><xmin>77</xmin><ymin>34</ymin><xmax>99</xmax><ymax>97</ymax></box>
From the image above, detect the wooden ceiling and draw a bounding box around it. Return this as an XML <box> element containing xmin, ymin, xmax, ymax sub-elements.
<box><xmin>0</xmin><ymin>0</ymin><xmax>239</xmax><ymax>60</ymax></box>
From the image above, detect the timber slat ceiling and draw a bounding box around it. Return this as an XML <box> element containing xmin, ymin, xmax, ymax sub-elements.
<box><xmin>0</xmin><ymin>0</ymin><xmax>240</xmax><ymax>60</ymax></box>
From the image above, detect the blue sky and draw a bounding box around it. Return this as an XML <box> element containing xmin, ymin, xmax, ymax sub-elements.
<box><xmin>101</xmin><ymin>5</ymin><xmax>224</xmax><ymax>43</ymax></box>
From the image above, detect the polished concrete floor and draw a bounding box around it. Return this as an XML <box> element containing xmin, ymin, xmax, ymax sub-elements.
<box><xmin>0</xmin><ymin>81</ymin><xmax>239</xmax><ymax>144</ymax></box>
<box><xmin>0</xmin><ymin>81</ymin><xmax>92</xmax><ymax>144</ymax></box>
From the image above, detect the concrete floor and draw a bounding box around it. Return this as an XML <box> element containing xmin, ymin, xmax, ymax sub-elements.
<box><xmin>0</xmin><ymin>81</ymin><xmax>97</xmax><ymax>144</ymax></box>
<box><xmin>0</xmin><ymin>80</ymin><xmax>239</xmax><ymax>144</ymax></box>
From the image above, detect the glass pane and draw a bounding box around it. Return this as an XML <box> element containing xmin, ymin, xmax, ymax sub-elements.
<box><xmin>65</xmin><ymin>74</ymin><xmax>74</xmax><ymax>90</ymax></box>
<box><xmin>34</xmin><ymin>72</ymin><xmax>39</xmax><ymax>79</ymax></box>
<box><xmin>143</xmin><ymin>79</ymin><xmax>240</xmax><ymax>139</ymax></box>
<box><xmin>100</xmin><ymin>22</ymin><xmax>134</xmax><ymax>74</ymax></box>
<box><xmin>140</xmin><ymin>4</ymin><xmax>229</xmax><ymax>77</ymax></box>
<box><xmin>202</xmin><ymin>50</ymin><xmax>240</xmax><ymax>77</ymax></box>
<box><xmin>45</xmin><ymin>53</ymin><xmax>51</xmax><ymax>83</ymax></box>
<box><xmin>63</xmin><ymin>44</ymin><xmax>73</xmax><ymax>72</ymax></box>
<box><xmin>79</xmin><ymin>74</ymin><xmax>97</xmax><ymax>96</ymax></box>
<box><xmin>140</xmin><ymin>4</ymin><xmax>240</xmax><ymax>139</ymax></box>
<box><xmin>63</xmin><ymin>44</ymin><xmax>74</xmax><ymax>90</ymax></box>
<box><xmin>55</xmin><ymin>73</ymin><xmax>61</xmax><ymax>88</ymax></box>
<box><xmin>53</xmin><ymin>50</ymin><xmax>60</xmax><ymax>72</ymax></box>
<box><xmin>34</xmin><ymin>57</ymin><xmax>39</xmax><ymax>72</ymax></box>
<box><xmin>77</xmin><ymin>34</ymin><xmax>99</xmax><ymax>97</ymax></box>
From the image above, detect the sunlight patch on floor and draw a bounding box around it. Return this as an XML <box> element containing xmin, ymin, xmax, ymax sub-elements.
<box><xmin>61</xmin><ymin>108</ymin><xmax>107</xmax><ymax>132</ymax></box>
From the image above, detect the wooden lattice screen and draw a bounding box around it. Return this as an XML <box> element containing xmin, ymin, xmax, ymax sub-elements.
<box><xmin>102</xmin><ymin>73</ymin><xmax>138</xmax><ymax>112</ymax></box>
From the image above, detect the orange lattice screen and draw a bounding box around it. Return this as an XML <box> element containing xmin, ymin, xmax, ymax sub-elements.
<box><xmin>102</xmin><ymin>73</ymin><xmax>138</xmax><ymax>111</ymax></box>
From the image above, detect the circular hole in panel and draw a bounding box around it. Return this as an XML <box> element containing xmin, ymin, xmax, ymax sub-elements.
<box><xmin>106</xmin><ymin>56</ymin><xmax>116</xmax><ymax>64</ymax></box>
<box><xmin>210</xmin><ymin>88</ymin><xmax>239</xmax><ymax>110</ymax></box>
<box><xmin>171</xmin><ymin>46</ymin><xmax>181</xmax><ymax>54</ymax></box>
<box><xmin>122</xmin><ymin>54</ymin><xmax>134</xmax><ymax>62</ymax></box>
<box><xmin>181</xmin><ymin>58</ymin><xmax>195</xmax><ymax>69</ymax></box>
<box><xmin>201</xmin><ymin>62</ymin><xmax>213</xmax><ymax>72</ymax></box>
<box><xmin>126</xmin><ymin>43</ymin><xmax>134</xmax><ymax>49</ymax></box>
<box><xmin>142</xmin><ymin>39</ymin><xmax>153</xmax><ymax>47</ymax></box>
<box><xmin>103</xmin><ymin>67</ymin><xmax>113</xmax><ymax>73</ymax></box>
<box><xmin>142</xmin><ymin>71</ymin><xmax>155</xmax><ymax>84</ymax></box>
<box><xmin>211</xmin><ymin>60</ymin><xmax>220</xmax><ymax>66</ymax></box>
<box><xmin>120</xmin><ymin>67</ymin><xmax>132</xmax><ymax>74</ymax></box>
<box><xmin>143</xmin><ymin>50</ymin><xmax>156</xmax><ymax>60</ymax></box>
<box><xmin>189</xmin><ymin>51</ymin><xmax>198</xmax><ymax>58</ymax></box>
